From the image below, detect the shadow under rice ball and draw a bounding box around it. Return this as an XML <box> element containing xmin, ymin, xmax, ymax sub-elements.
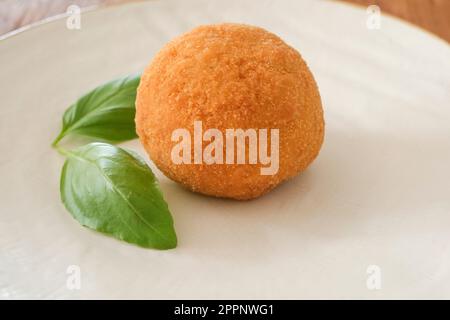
<box><xmin>136</xmin><ymin>23</ymin><xmax>324</xmax><ymax>200</ymax></box>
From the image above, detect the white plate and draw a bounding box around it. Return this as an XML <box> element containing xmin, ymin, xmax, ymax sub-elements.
<box><xmin>1</xmin><ymin>0</ymin><xmax>449</xmax><ymax>299</ymax></box>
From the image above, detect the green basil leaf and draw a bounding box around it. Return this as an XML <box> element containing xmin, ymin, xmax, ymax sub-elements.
<box><xmin>60</xmin><ymin>142</ymin><xmax>177</xmax><ymax>249</ymax></box>
<box><xmin>53</xmin><ymin>74</ymin><xmax>140</xmax><ymax>146</ymax></box>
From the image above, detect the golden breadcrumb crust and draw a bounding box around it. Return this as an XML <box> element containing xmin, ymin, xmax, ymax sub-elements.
<box><xmin>136</xmin><ymin>23</ymin><xmax>324</xmax><ymax>200</ymax></box>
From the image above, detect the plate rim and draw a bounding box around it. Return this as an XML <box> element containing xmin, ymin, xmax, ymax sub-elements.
<box><xmin>0</xmin><ymin>0</ymin><xmax>448</xmax><ymax>47</ymax></box>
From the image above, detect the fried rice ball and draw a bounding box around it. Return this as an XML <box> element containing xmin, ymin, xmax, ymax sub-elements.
<box><xmin>136</xmin><ymin>23</ymin><xmax>324</xmax><ymax>200</ymax></box>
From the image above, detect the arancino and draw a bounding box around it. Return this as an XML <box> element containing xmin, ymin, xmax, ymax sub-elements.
<box><xmin>136</xmin><ymin>23</ymin><xmax>324</xmax><ymax>200</ymax></box>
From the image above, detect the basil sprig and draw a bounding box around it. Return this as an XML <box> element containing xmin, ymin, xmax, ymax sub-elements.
<box><xmin>53</xmin><ymin>75</ymin><xmax>177</xmax><ymax>250</ymax></box>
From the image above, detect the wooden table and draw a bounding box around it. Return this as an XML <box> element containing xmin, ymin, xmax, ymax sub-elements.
<box><xmin>0</xmin><ymin>0</ymin><xmax>449</xmax><ymax>42</ymax></box>
<box><xmin>344</xmin><ymin>0</ymin><xmax>449</xmax><ymax>42</ymax></box>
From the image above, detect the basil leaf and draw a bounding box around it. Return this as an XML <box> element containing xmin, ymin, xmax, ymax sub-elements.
<box><xmin>60</xmin><ymin>142</ymin><xmax>177</xmax><ymax>249</ymax></box>
<box><xmin>53</xmin><ymin>75</ymin><xmax>140</xmax><ymax>146</ymax></box>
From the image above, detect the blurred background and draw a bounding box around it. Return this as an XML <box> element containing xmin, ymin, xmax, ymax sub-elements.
<box><xmin>0</xmin><ymin>0</ymin><xmax>449</xmax><ymax>42</ymax></box>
